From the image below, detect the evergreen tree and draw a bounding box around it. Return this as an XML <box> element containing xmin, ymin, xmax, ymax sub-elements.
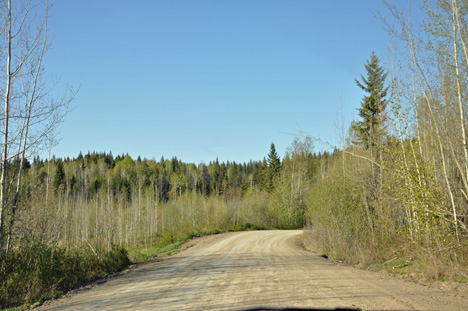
<box><xmin>199</xmin><ymin>163</ymin><xmax>210</xmax><ymax>195</ymax></box>
<box><xmin>266</xmin><ymin>143</ymin><xmax>281</xmax><ymax>191</ymax></box>
<box><xmin>53</xmin><ymin>159</ymin><xmax>66</xmax><ymax>194</ymax></box>
<box><xmin>268</xmin><ymin>143</ymin><xmax>281</xmax><ymax>176</ymax></box>
<box><xmin>352</xmin><ymin>51</ymin><xmax>388</xmax><ymax>149</ymax></box>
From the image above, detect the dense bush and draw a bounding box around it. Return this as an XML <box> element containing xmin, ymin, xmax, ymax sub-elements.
<box><xmin>0</xmin><ymin>243</ymin><xmax>130</xmax><ymax>308</ymax></box>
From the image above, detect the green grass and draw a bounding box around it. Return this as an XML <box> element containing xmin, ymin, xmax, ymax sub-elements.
<box><xmin>384</xmin><ymin>260</ymin><xmax>413</xmax><ymax>275</ymax></box>
<box><xmin>128</xmin><ymin>231</ymin><xmax>212</xmax><ymax>262</ymax></box>
<box><xmin>128</xmin><ymin>233</ymin><xmax>190</xmax><ymax>262</ymax></box>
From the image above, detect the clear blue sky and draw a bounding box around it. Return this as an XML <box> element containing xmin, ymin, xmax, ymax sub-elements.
<box><xmin>43</xmin><ymin>0</ymin><xmax>413</xmax><ymax>164</ymax></box>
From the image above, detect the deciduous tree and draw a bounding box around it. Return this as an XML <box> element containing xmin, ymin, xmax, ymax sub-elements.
<box><xmin>0</xmin><ymin>0</ymin><xmax>73</xmax><ymax>272</ymax></box>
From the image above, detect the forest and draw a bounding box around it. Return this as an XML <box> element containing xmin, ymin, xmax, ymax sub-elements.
<box><xmin>2</xmin><ymin>0</ymin><xmax>468</xmax><ymax>309</ymax></box>
<box><xmin>304</xmin><ymin>0</ymin><xmax>468</xmax><ymax>282</ymax></box>
<box><xmin>1</xmin><ymin>141</ymin><xmax>318</xmax><ymax>307</ymax></box>
<box><xmin>21</xmin><ymin>142</ymin><xmax>311</xmax><ymax>253</ymax></box>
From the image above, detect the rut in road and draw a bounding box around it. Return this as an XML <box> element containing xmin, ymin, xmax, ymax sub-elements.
<box><xmin>39</xmin><ymin>230</ymin><xmax>468</xmax><ymax>311</ymax></box>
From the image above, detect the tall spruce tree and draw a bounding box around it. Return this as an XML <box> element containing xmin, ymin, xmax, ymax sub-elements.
<box><xmin>352</xmin><ymin>51</ymin><xmax>388</xmax><ymax>149</ymax></box>
<box><xmin>266</xmin><ymin>143</ymin><xmax>281</xmax><ymax>191</ymax></box>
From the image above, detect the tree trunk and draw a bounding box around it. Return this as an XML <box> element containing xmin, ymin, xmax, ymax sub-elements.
<box><xmin>0</xmin><ymin>0</ymin><xmax>12</xmax><ymax>264</ymax></box>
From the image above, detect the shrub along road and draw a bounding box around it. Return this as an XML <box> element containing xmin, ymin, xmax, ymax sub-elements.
<box><xmin>39</xmin><ymin>231</ymin><xmax>468</xmax><ymax>310</ymax></box>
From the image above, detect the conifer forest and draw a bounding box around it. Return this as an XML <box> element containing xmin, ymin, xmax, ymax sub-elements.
<box><xmin>2</xmin><ymin>0</ymin><xmax>468</xmax><ymax>308</ymax></box>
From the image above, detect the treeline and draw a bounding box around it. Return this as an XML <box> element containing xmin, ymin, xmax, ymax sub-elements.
<box><xmin>19</xmin><ymin>149</ymin><xmax>275</xmax><ymax>253</ymax></box>
<box><xmin>305</xmin><ymin>1</ymin><xmax>468</xmax><ymax>282</ymax></box>
<box><xmin>41</xmin><ymin>151</ymin><xmax>275</xmax><ymax>202</ymax></box>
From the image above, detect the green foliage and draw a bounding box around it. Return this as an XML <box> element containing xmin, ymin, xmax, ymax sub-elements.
<box><xmin>52</xmin><ymin>160</ymin><xmax>65</xmax><ymax>194</ymax></box>
<box><xmin>270</xmin><ymin>178</ymin><xmax>304</xmax><ymax>229</ymax></box>
<box><xmin>157</xmin><ymin>233</ymin><xmax>177</xmax><ymax>248</ymax></box>
<box><xmin>33</xmin><ymin>151</ymin><xmax>278</xmax><ymax>206</ymax></box>
<box><xmin>0</xmin><ymin>243</ymin><xmax>130</xmax><ymax>309</ymax></box>
<box><xmin>265</xmin><ymin>143</ymin><xmax>281</xmax><ymax>192</ymax></box>
<box><xmin>267</xmin><ymin>143</ymin><xmax>281</xmax><ymax>176</ymax></box>
<box><xmin>352</xmin><ymin>51</ymin><xmax>388</xmax><ymax>149</ymax></box>
<box><xmin>383</xmin><ymin>138</ymin><xmax>450</xmax><ymax>245</ymax></box>
<box><xmin>307</xmin><ymin>160</ymin><xmax>373</xmax><ymax>262</ymax></box>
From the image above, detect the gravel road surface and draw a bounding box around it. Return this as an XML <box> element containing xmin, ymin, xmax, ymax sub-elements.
<box><xmin>39</xmin><ymin>230</ymin><xmax>468</xmax><ymax>311</ymax></box>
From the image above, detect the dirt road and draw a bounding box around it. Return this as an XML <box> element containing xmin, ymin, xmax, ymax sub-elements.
<box><xmin>40</xmin><ymin>230</ymin><xmax>468</xmax><ymax>310</ymax></box>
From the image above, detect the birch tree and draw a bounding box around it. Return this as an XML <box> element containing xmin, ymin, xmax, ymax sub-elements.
<box><xmin>0</xmin><ymin>0</ymin><xmax>73</xmax><ymax>269</ymax></box>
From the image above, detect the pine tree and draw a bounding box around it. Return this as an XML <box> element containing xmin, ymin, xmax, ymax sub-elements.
<box><xmin>268</xmin><ymin>143</ymin><xmax>281</xmax><ymax>175</ymax></box>
<box><xmin>53</xmin><ymin>159</ymin><xmax>66</xmax><ymax>194</ymax></box>
<box><xmin>352</xmin><ymin>51</ymin><xmax>388</xmax><ymax>149</ymax></box>
<box><xmin>266</xmin><ymin>143</ymin><xmax>281</xmax><ymax>191</ymax></box>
